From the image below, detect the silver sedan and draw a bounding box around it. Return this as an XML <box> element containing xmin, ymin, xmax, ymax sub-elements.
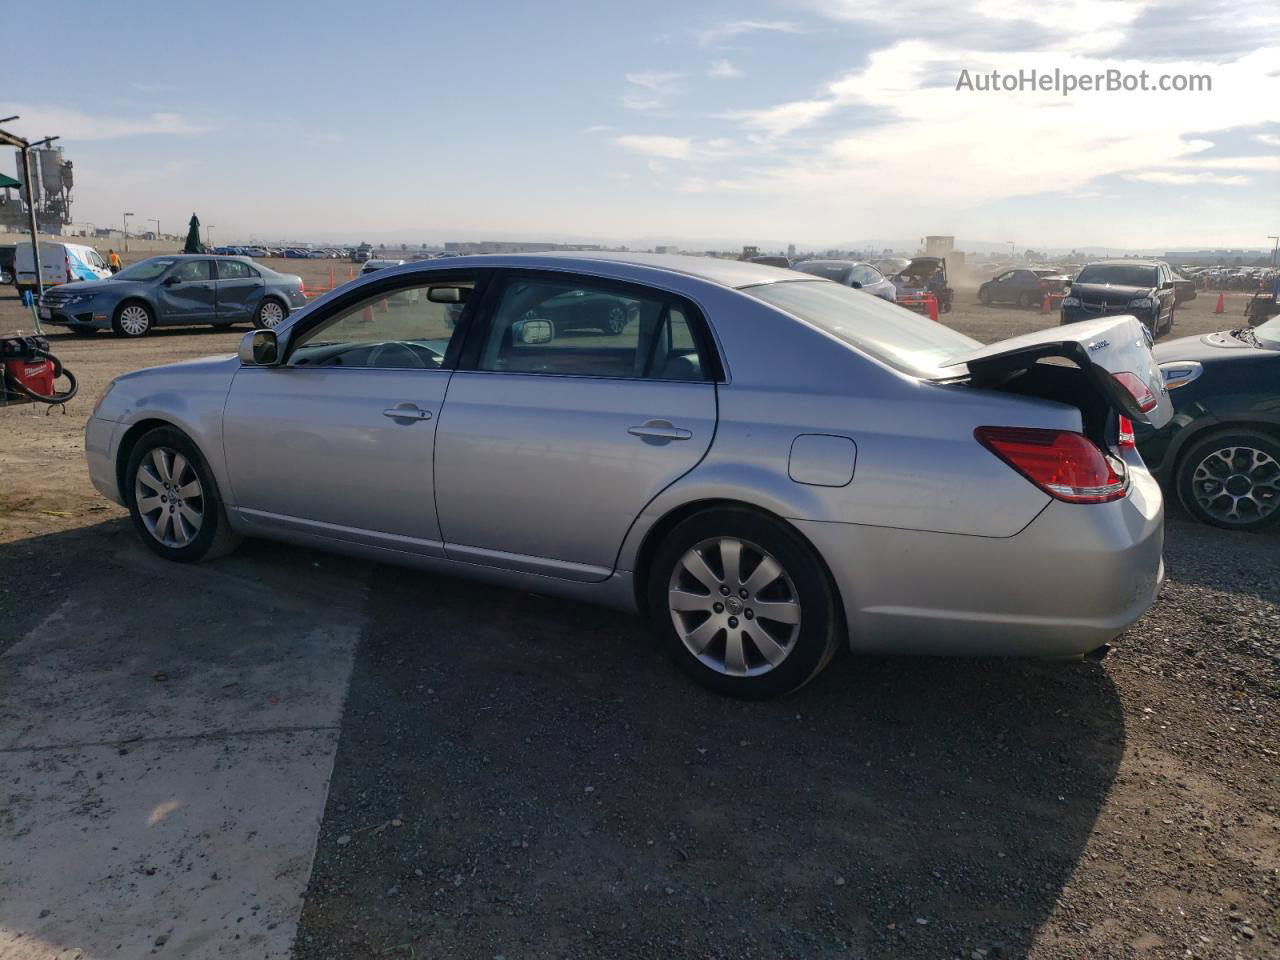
<box><xmin>85</xmin><ymin>253</ymin><xmax>1172</xmax><ymax>698</ymax></box>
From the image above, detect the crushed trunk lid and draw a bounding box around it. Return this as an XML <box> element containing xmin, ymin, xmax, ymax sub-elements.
<box><xmin>938</xmin><ymin>315</ymin><xmax>1173</xmax><ymax>428</ymax></box>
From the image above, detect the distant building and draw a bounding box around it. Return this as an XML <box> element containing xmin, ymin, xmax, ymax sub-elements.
<box><xmin>654</xmin><ymin>245</ymin><xmax>673</xmax><ymax>254</ymax></box>
<box><xmin>786</xmin><ymin>243</ymin><xmax>796</xmax><ymax>259</ymax></box>
<box><xmin>443</xmin><ymin>240</ymin><xmax>603</xmax><ymax>255</ymax></box>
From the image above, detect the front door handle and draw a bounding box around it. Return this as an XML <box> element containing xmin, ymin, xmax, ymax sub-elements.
<box><xmin>628</xmin><ymin>419</ymin><xmax>692</xmax><ymax>443</ymax></box>
<box><xmin>383</xmin><ymin>404</ymin><xmax>433</xmax><ymax>422</ymax></box>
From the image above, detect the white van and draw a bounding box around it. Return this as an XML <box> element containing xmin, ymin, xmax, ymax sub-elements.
<box><xmin>14</xmin><ymin>241</ymin><xmax>112</xmax><ymax>294</ymax></box>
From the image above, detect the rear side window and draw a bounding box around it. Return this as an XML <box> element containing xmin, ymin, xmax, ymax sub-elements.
<box><xmin>744</xmin><ymin>279</ymin><xmax>979</xmax><ymax>378</ymax></box>
<box><xmin>216</xmin><ymin>260</ymin><xmax>253</xmax><ymax>280</ymax></box>
<box><xmin>475</xmin><ymin>275</ymin><xmax>710</xmax><ymax>381</ymax></box>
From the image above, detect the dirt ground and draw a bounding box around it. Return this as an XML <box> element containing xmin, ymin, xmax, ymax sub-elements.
<box><xmin>0</xmin><ymin>263</ymin><xmax>1276</xmax><ymax>960</ymax></box>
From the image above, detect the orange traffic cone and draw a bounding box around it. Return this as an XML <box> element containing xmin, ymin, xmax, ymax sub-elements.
<box><xmin>1041</xmin><ymin>292</ymin><xmax>1052</xmax><ymax>314</ymax></box>
<box><xmin>348</xmin><ymin>266</ymin><xmax>354</xmax><ymax>281</ymax></box>
<box><xmin>1214</xmin><ymin>292</ymin><xmax>1225</xmax><ymax>314</ymax></box>
<box><xmin>328</xmin><ymin>266</ymin><xmax>335</xmax><ymax>289</ymax></box>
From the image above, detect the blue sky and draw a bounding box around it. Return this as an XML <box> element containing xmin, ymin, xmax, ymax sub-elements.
<box><xmin>3</xmin><ymin>0</ymin><xmax>1277</xmax><ymax>250</ymax></box>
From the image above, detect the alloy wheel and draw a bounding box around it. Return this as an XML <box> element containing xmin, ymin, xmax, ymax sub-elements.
<box><xmin>135</xmin><ymin>447</ymin><xmax>205</xmax><ymax>547</ymax></box>
<box><xmin>1190</xmin><ymin>445</ymin><xmax>1279</xmax><ymax>526</ymax></box>
<box><xmin>259</xmin><ymin>300</ymin><xmax>285</xmax><ymax>328</ymax></box>
<box><xmin>118</xmin><ymin>304</ymin><xmax>151</xmax><ymax>336</ymax></box>
<box><xmin>667</xmin><ymin>537</ymin><xmax>802</xmax><ymax>677</ymax></box>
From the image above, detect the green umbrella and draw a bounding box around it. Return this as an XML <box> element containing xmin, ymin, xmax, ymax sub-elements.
<box><xmin>0</xmin><ymin>172</ymin><xmax>22</xmax><ymax>189</ymax></box>
<box><xmin>183</xmin><ymin>213</ymin><xmax>205</xmax><ymax>254</ymax></box>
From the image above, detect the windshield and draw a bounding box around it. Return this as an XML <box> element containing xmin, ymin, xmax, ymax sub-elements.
<box><xmin>1075</xmin><ymin>264</ymin><xmax>1157</xmax><ymax>287</ymax></box>
<box><xmin>793</xmin><ymin>262</ymin><xmax>852</xmax><ymax>283</ymax></box>
<box><xmin>744</xmin><ymin>279</ymin><xmax>980</xmax><ymax>377</ymax></box>
<box><xmin>1254</xmin><ymin>314</ymin><xmax>1280</xmax><ymax>350</ymax></box>
<box><xmin>114</xmin><ymin>258</ymin><xmax>176</xmax><ymax>281</ymax></box>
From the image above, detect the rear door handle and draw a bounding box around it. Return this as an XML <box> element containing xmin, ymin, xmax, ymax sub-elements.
<box><xmin>628</xmin><ymin>419</ymin><xmax>692</xmax><ymax>442</ymax></box>
<box><xmin>383</xmin><ymin>404</ymin><xmax>432</xmax><ymax>422</ymax></box>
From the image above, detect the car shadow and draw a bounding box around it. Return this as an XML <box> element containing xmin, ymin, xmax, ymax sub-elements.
<box><xmin>296</xmin><ymin>560</ymin><xmax>1126</xmax><ymax>960</ymax></box>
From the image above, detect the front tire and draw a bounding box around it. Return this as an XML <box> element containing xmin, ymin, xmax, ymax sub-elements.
<box><xmin>978</xmin><ymin>287</ymin><xmax>991</xmax><ymax>305</ymax></box>
<box><xmin>113</xmin><ymin>301</ymin><xmax>154</xmax><ymax>337</ymax></box>
<box><xmin>125</xmin><ymin>427</ymin><xmax>242</xmax><ymax>562</ymax></box>
<box><xmin>1176</xmin><ymin>430</ymin><xmax>1280</xmax><ymax>531</ymax></box>
<box><xmin>647</xmin><ymin>508</ymin><xmax>841</xmax><ymax>699</ymax></box>
<box><xmin>255</xmin><ymin>297</ymin><xmax>287</xmax><ymax>329</ymax></box>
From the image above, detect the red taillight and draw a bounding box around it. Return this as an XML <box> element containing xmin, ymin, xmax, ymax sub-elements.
<box><xmin>1117</xmin><ymin>415</ymin><xmax>1136</xmax><ymax>449</ymax></box>
<box><xmin>1112</xmin><ymin>371</ymin><xmax>1158</xmax><ymax>413</ymax></box>
<box><xmin>299</xmin><ymin>280</ymin><xmax>306</xmax><ymax>294</ymax></box>
<box><xmin>975</xmin><ymin>427</ymin><xmax>1128</xmax><ymax>504</ymax></box>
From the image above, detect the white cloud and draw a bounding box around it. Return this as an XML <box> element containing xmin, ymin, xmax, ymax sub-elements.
<box><xmin>1257</xmin><ymin>133</ymin><xmax>1280</xmax><ymax>147</ymax></box>
<box><xmin>615</xmin><ymin>135</ymin><xmax>693</xmax><ymax>160</ymax></box>
<box><xmin>622</xmin><ymin>71</ymin><xmax>683</xmax><ymax>110</ymax></box>
<box><xmin>3</xmin><ymin>104</ymin><xmax>207</xmax><ymax>140</ymax></box>
<box><xmin>706</xmin><ymin>59</ymin><xmax>742</xmax><ymax>79</ymax></box>
<box><xmin>1127</xmin><ymin>171</ymin><xmax>1249</xmax><ymax>185</ymax></box>
<box><xmin>696</xmin><ymin>19</ymin><xmax>803</xmax><ymax>48</ymax></box>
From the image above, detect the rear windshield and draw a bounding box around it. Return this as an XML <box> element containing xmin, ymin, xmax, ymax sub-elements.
<box><xmin>793</xmin><ymin>262</ymin><xmax>852</xmax><ymax>283</ymax></box>
<box><xmin>744</xmin><ymin>280</ymin><xmax>980</xmax><ymax>377</ymax></box>
<box><xmin>1075</xmin><ymin>264</ymin><xmax>1157</xmax><ymax>287</ymax></box>
<box><xmin>114</xmin><ymin>258</ymin><xmax>176</xmax><ymax>281</ymax></box>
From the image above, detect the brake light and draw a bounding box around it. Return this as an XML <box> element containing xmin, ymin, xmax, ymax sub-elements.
<box><xmin>1112</xmin><ymin>371</ymin><xmax>1158</xmax><ymax>413</ymax></box>
<box><xmin>1117</xmin><ymin>415</ymin><xmax>1136</xmax><ymax>449</ymax></box>
<box><xmin>975</xmin><ymin>427</ymin><xmax>1128</xmax><ymax>504</ymax></box>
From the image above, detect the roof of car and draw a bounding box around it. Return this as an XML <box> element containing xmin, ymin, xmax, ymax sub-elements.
<box><xmin>1084</xmin><ymin>259</ymin><xmax>1162</xmax><ymax>267</ymax></box>
<box><xmin>522</xmin><ymin>251</ymin><xmax>805</xmax><ymax>289</ymax></box>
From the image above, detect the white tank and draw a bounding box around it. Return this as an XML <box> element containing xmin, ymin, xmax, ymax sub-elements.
<box><xmin>38</xmin><ymin>147</ymin><xmax>64</xmax><ymax>195</ymax></box>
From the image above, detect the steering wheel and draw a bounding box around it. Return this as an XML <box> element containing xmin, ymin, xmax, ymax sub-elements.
<box><xmin>367</xmin><ymin>340</ymin><xmax>431</xmax><ymax>369</ymax></box>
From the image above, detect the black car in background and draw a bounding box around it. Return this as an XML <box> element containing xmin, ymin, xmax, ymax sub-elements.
<box><xmin>1061</xmin><ymin>260</ymin><xmax>1177</xmax><ymax>337</ymax></box>
<box><xmin>0</xmin><ymin>244</ymin><xmax>15</xmax><ymax>287</ymax></box>
<box><xmin>1135</xmin><ymin>315</ymin><xmax>1280</xmax><ymax>531</ymax></box>
<box><xmin>1170</xmin><ymin>267</ymin><xmax>1197</xmax><ymax>304</ymax></box>
<box><xmin>978</xmin><ymin>267</ymin><xmax>1068</xmax><ymax>307</ymax></box>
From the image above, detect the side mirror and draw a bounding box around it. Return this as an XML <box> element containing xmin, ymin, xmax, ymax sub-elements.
<box><xmin>849</xmin><ymin>281</ymin><xmax>863</xmax><ymax>289</ymax></box>
<box><xmin>238</xmin><ymin>329</ymin><xmax>279</xmax><ymax>365</ymax></box>
<box><xmin>512</xmin><ymin>318</ymin><xmax>553</xmax><ymax>345</ymax></box>
<box><xmin>427</xmin><ymin>285</ymin><xmax>466</xmax><ymax>304</ymax></box>
<box><xmin>162</xmin><ymin>274</ymin><xmax>181</xmax><ymax>286</ymax></box>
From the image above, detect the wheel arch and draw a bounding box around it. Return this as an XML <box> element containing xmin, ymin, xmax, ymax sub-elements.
<box><xmin>113</xmin><ymin>296</ymin><xmax>155</xmax><ymax>323</ymax></box>
<box><xmin>114</xmin><ymin>418</ymin><xmax>225</xmax><ymax>507</ymax></box>
<box><xmin>1170</xmin><ymin>418</ymin><xmax>1280</xmax><ymax>480</ymax></box>
<box><xmin>629</xmin><ymin>497</ymin><xmax>846</xmax><ymax>630</ymax></box>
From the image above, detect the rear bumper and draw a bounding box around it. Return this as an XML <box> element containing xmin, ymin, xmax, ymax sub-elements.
<box><xmin>795</xmin><ymin>462</ymin><xmax>1165</xmax><ymax>657</ymax></box>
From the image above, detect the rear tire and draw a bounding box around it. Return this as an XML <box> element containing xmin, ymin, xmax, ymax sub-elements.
<box><xmin>647</xmin><ymin>508</ymin><xmax>841</xmax><ymax>699</ymax></box>
<box><xmin>1016</xmin><ymin>291</ymin><xmax>1034</xmax><ymax>308</ymax></box>
<box><xmin>255</xmin><ymin>297</ymin><xmax>287</xmax><ymax>329</ymax></box>
<box><xmin>125</xmin><ymin>426</ymin><xmax>242</xmax><ymax>562</ymax></box>
<box><xmin>1175</xmin><ymin>429</ymin><xmax>1280</xmax><ymax>531</ymax></box>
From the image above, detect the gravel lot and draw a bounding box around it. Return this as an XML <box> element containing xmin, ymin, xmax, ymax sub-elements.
<box><xmin>0</xmin><ymin>263</ymin><xmax>1275</xmax><ymax>959</ymax></box>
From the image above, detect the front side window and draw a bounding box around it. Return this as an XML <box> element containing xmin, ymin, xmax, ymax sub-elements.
<box><xmin>289</xmin><ymin>278</ymin><xmax>473</xmax><ymax>369</ymax></box>
<box><xmin>171</xmin><ymin>260</ymin><xmax>212</xmax><ymax>282</ymax></box>
<box><xmin>476</xmin><ymin>275</ymin><xmax>709</xmax><ymax>381</ymax></box>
